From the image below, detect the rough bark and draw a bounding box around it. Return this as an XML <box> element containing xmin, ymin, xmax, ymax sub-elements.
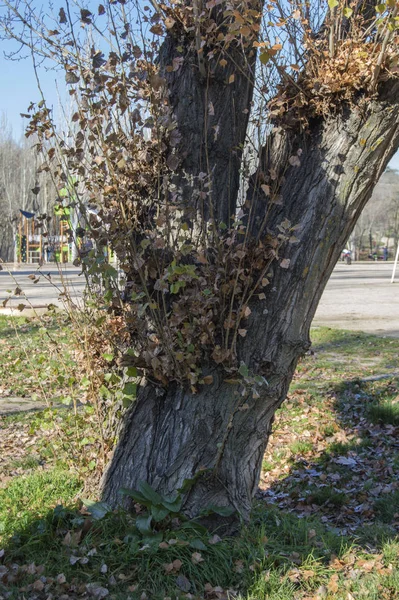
<box><xmin>102</xmin><ymin>78</ymin><xmax>399</xmax><ymax>522</ymax></box>
<box><xmin>158</xmin><ymin>5</ymin><xmax>261</xmax><ymax>225</ymax></box>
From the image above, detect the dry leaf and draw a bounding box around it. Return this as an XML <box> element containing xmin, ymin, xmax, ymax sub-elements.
<box><xmin>191</xmin><ymin>552</ymin><xmax>204</xmax><ymax>564</ymax></box>
<box><xmin>327</xmin><ymin>573</ymin><xmax>339</xmax><ymax>593</ymax></box>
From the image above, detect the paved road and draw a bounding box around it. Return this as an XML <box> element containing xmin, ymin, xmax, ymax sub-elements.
<box><xmin>0</xmin><ymin>265</ymin><xmax>85</xmax><ymax>314</ymax></box>
<box><xmin>1</xmin><ymin>261</ymin><xmax>398</xmax><ymax>336</ymax></box>
<box><xmin>314</xmin><ymin>262</ymin><xmax>399</xmax><ymax>337</ymax></box>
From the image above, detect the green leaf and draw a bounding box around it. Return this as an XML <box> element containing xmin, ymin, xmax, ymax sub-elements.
<box><xmin>180</xmin><ymin>521</ymin><xmax>208</xmax><ymax>534</ymax></box>
<box><xmin>376</xmin><ymin>2</ymin><xmax>386</xmax><ymax>11</ymax></box>
<box><xmin>161</xmin><ymin>495</ymin><xmax>182</xmax><ymax>513</ymax></box>
<box><xmin>122</xmin><ymin>396</ymin><xmax>134</xmax><ymax>408</ymax></box>
<box><xmin>82</xmin><ymin>500</ymin><xmax>111</xmax><ymax>520</ymax></box>
<box><xmin>238</xmin><ymin>363</ymin><xmax>249</xmax><ymax>378</ymax></box>
<box><xmin>142</xmin><ymin>531</ymin><xmax>163</xmax><ymax>546</ymax></box>
<box><xmin>151</xmin><ymin>505</ymin><xmax>170</xmax><ymax>522</ymax></box>
<box><xmin>328</xmin><ymin>0</ymin><xmax>339</xmax><ymax>8</ymax></box>
<box><xmin>343</xmin><ymin>6</ymin><xmax>353</xmax><ymax>16</ymax></box>
<box><xmin>259</xmin><ymin>51</ymin><xmax>270</xmax><ymax>65</ymax></box>
<box><xmin>136</xmin><ymin>514</ymin><xmax>153</xmax><ymax>535</ymax></box>
<box><xmin>122</xmin><ymin>382</ymin><xmax>137</xmax><ymax>397</ymax></box>
<box><xmin>123</xmin><ymin>533</ymin><xmax>140</xmax><ymax>545</ymax></box>
<box><xmin>138</xmin><ymin>481</ymin><xmax>162</xmax><ymax>505</ymax></box>
<box><xmin>126</xmin><ymin>367</ymin><xmax>137</xmax><ymax>377</ymax></box>
<box><xmin>102</xmin><ymin>352</ymin><xmax>114</xmax><ymax>362</ymax></box>
<box><xmin>207</xmin><ymin>504</ymin><xmax>235</xmax><ymax>517</ymax></box>
<box><xmin>190</xmin><ymin>538</ymin><xmax>207</xmax><ymax>550</ymax></box>
<box><xmin>119</xmin><ymin>487</ymin><xmax>150</xmax><ymax>505</ymax></box>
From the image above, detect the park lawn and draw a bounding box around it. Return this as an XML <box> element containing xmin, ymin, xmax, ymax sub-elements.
<box><xmin>0</xmin><ymin>326</ymin><xmax>398</xmax><ymax>599</ymax></box>
<box><xmin>0</xmin><ymin>314</ymin><xmax>75</xmax><ymax>401</ymax></box>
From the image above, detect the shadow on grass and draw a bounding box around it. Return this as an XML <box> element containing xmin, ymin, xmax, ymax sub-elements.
<box><xmin>261</xmin><ymin>370</ymin><xmax>399</xmax><ymax>555</ymax></box>
<box><xmin>0</xmin><ymin>492</ymin><xmax>356</xmax><ymax>600</ymax></box>
<box><xmin>1</xmin><ymin>328</ymin><xmax>399</xmax><ymax>598</ymax></box>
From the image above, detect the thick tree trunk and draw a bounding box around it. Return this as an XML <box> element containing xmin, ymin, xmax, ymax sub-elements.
<box><xmin>102</xmin><ymin>79</ymin><xmax>399</xmax><ymax>521</ymax></box>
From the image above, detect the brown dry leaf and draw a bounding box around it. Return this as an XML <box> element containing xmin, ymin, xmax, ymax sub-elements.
<box><xmin>234</xmin><ymin>560</ymin><xmax>244</xmax><ymax>573</ymax></box>
<box><xmin>327</xmin><ymin>573</ymin><xmax>339</xmax><ymax>593</ymax></box>
<box><xmin>356</xmin><ymin>559</ymin><xmax>375</xmax><ymax>572</ymax></box>
<box><xmin>32</xmin><ymin>580</ymin><xmax>45</xmax><ymax>591</ymax></box>
<box><xmin>163</xmin><ymin>559</ymin><xmax>183</xmax><ymax>574</ymax></box>
<box><xmin>302</xmin><ymin>569</ymin><xmax>315</xmax><ymax>580</ymax></box>
<box><xmin>191</xmin><ymin>552</ymin><xmax>204</xmax><ymax>564</ymax></box>
<box><xmin>287</xmin><ymin>568</ymin><xmax>301</xmax><ymax>582</ymax></box>
<box><xmin>308</xmin><ymin>528</ymin><xmax>316</xmax><ymax>539</ymax></box>
<box><xmin>228</xmin><ymin>74</ymin><xmax>235</xmax><ymax>84</ymax></box>
<box><xmin>208</xmin><ymin>534</ymin><xmax>222</xmax><ymax>544</ymax></box>
<box><xmin>164</xmin><ymin>17</ymin><xmax>176</xmax><ymax>29</ymax></box>
<box><xmin>172</xmin><ymin>559</ymin><xmax>183</xmax><ymax>571</ymax></box>
<box><xmin>203</xmin><ymin>375</ymin><xmax>214</xmax><ymax>385</ymax></box>
<box><xmin>163</xmin><ymin>562</ymin><xmax>174</xmax><ymax>574</ymax></box>
<box><xmin>62</xmin><ymin>530</ymin><xmax>82</xmax><ymax>547</ymax></box>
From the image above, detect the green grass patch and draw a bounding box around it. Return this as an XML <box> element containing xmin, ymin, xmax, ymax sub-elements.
<box><xmin>368</xmin><ymin>400</ymin><xmax>399</xmax><ymax>425</ymax></box>
<box><xmin>289</xmin><ymin>440</ymin><xmax>313</xmax><ymax>455</ymax></box>
<box><xmin>0</xmin><ymin>469</ymin><xmax>81</xmax><ymax>543</ymax></box>
<box><xmin>374</xmin><ymin>491</ymin><xmax>399</xmax><ymax>524</ymax></box>
<box><xmin>0</xmin><ymin>314</ymin><xmax>74</xmax><ymax>399</ymax></box>
<box><xmin>307</xmin><ymin>487</ymin><xmax>348</xmax><ymax>508</ymax></box>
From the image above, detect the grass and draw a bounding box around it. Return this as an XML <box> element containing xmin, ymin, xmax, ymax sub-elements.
<box><xmin>369</xmin><ymin>400</ymin><xmax>399</xmax><ymax>425</ymax></box>
<box><xmin>0</xmin><ymin>314</ymin><xmax>74</xmax><ymax>399</ymax></box>
<box><xmin>374</xmin><ymin>491</ymin><xmax>399</xmax><ymax>524</ymax></box>
<box><xmin>0</xmin><ymin>325</ymin><xmax>399</xmax><ymax>599</ymax></box>
<box><xmin>0</xmin><ymin>469</ymin><xmax>81</xmax><ymax>540</ymax></box>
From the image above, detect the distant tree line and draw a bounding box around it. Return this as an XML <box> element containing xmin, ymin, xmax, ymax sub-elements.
<box><xmin>351</xmin><ymin>168</ymin><xmax>399</xmax><ymax>259</ymax></box>
<box><xmin>0</xmin><ymin>113</ymin><xmax>54</xmax><ymax>262</ymax></box>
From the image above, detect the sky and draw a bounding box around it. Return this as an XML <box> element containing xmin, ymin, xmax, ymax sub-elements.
<box><xmin>0</xmin><ymin>48</ymin><xmax>63</xmax><ymax>139</ymax></box>
<box><xmin>1</xmin><ymin>34</ymin><xmax>399</xmax><ymax>171</ymax></box>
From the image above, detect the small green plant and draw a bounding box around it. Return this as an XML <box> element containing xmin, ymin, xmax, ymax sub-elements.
<box><xmin>368</xmin><ymin>401</ymin><xmax>399</xmax><ymax>426</ymax></box>
<box><xmin>289</xmin><ymin>440</ymin><xmax>313</xmax><ymax>455</ymax></box>
<box><xmin>262</xmin><ymin>459</ymin><xmax>274</xmax><ymax>472</ymax></box>
<box><xmin>84</xmin><ymin>480</ymin><xmax>235</xmax><ymax>549</ymax></box>
<box><xmin>374</xmin><ymin>491</ymin><xmax>399</xmax><ymax>523</ymax></box>
<box><xmin>307</xmin><ymin>487</ymin><xmax>348</xmax><ymax>508</ymax></box>
<box><xmin>9</xmin><ymin>455</ymin><xmax>40</xmax><ymax>471</ymax></box>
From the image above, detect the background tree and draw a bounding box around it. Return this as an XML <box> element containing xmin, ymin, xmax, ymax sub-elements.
<box><xmin>2</xmin><ymin>0</ymin><xmax>399</xmax><ymax>527</ymax></box>
<box><xmin>351</xmin><ymin>168</ymin><xmax>399</xmax><ymax>258</ymax></box>
<box><xmin>0</xmin><ymin>112</ymin><xmax>54</xmax><ymax>262</ymax></box>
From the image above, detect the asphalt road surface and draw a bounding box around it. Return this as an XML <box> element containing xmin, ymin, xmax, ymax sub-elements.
<box><xmin>0</xmin><ymin>261</ymin><xmax>398</xmax><ymax>337</ymax></box>
<box><xmin>0</xmin><ymin>265</ymin><xmax>85</xmax><ymax>314</ymax></box>
<box><xmin>313</xmin><ymin>262</ymin><xmax>399</xmax><ymax>337</ymax></box>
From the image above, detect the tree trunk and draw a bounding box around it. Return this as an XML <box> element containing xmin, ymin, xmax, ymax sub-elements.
<box><xmin>102</xmin><ymin>46</ymin><xmax>399</xmax><ymax>521</ymax></box>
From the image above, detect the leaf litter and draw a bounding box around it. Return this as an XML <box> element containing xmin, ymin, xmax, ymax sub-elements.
<box><xmin>0</xmin><ymin>327</ymin><xmax>399</xmax><ymax>599</ymax></box>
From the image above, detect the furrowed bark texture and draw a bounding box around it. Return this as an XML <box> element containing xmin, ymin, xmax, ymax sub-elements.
<box><xmin>102</xmin><ymin>64</ymin><xmax>399</xmax><ymax>520</ymax></box>
<box><xmin>158</xmin><ymin>6</ymin><xmax>260</xmax><ymax>225</ymax></box>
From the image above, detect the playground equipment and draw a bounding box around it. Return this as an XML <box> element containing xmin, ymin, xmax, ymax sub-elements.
<box><xmin>16</xmin><ymin>208</ymin><xmax>72</xmax><ymax>264</ymax></box>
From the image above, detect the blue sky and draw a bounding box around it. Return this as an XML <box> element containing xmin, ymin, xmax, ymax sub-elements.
<box><xmin>0</xmin><ymin>47</ymin><xmax>62</xmax><ymax>138</ymax></box>
<box><xmin>1</xmin><ymin>36</ymin><xmax>399</xmax><ymax>171</ymax></box>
